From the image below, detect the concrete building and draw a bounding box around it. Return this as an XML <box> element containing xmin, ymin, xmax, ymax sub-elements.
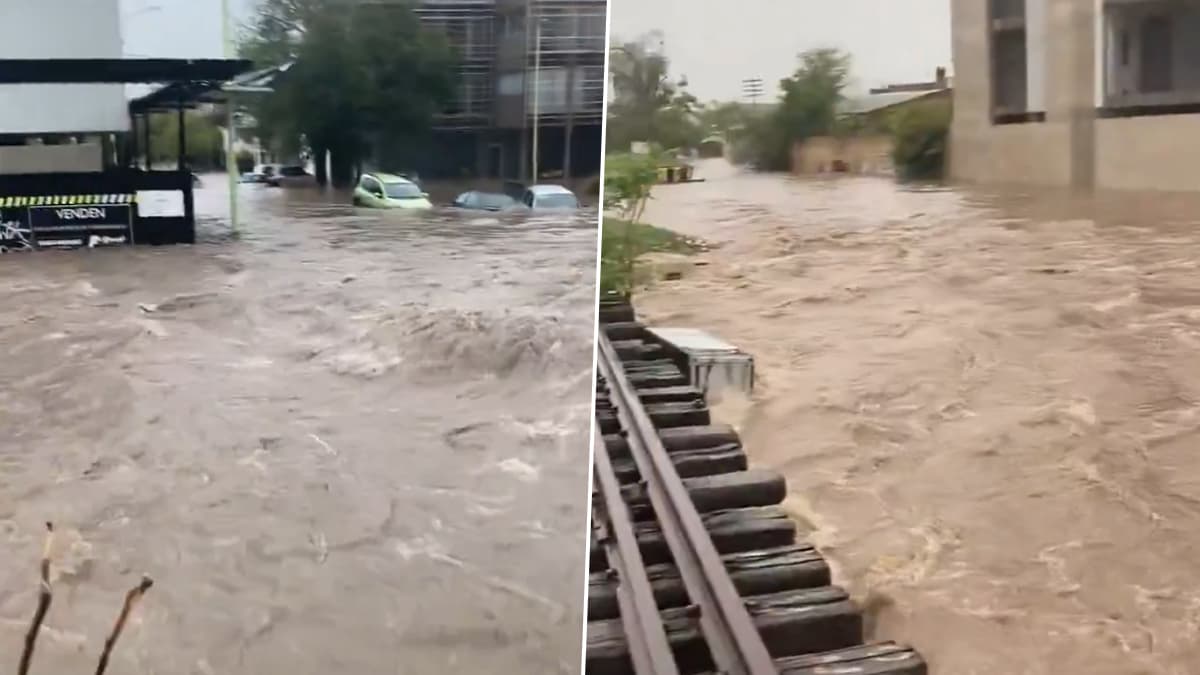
<box><xmin>0</xmin><ymin>0</ymin><xmax>252</xmax><ymax>249</ymax></box>
<box><xmin>0</xmin><ymin>0</ymin><xmax>127</xmax><ymax>175</ymax></box>
<box><xmin>951</xmin><ymin>0</ymin><xmax>1200</xmax><ymax>191</ymax></box>
<box><xmin>415</xmin><ymin>0</ymin><xmax>606</xmax><ymax>181</ymax></box>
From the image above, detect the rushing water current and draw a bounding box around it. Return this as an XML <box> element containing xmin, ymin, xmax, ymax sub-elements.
<box><xmin>0</xmin><ymin>178</ymin><xmax>597</xmax><ymax>673</ymax></box>
<box><xmin>637</xmin><ymin>159</ymin><xmax>1200</xmax><ymax>675</ymax></box>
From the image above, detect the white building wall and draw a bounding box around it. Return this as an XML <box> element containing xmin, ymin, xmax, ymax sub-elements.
<box><xmin>1026</xmin><ymin>0</ymin><xmax>1049</xmax><ymax>111</ymax></box>
<box><xmin>0</xmin><ymin>0</ymin><xmax>129</xmax><ymax>135</ymax></box>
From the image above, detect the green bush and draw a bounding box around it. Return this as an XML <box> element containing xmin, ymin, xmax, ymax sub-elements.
<box><xmin>890</xmin><ymin>98</ymin><xmax>952</xmax><ymax>180</ymax></box>
<box><xmin>600</xmin><ymin>219</ymin><xmax>700</xmax><ymax>296</ymax></box>
<box><xmin>601</xmin><ymin>153</ymin><xmax>661</xmax><ymax>296</ymax></box>
<box><xmin>236</xmin><ymin>150</ymin><xmax>256</xmax><ymax>174</ymax></box>
<box><xmin>604</xmin><ymin>152</ymin><xmax>659</xmax><ymax>222</ymax></box>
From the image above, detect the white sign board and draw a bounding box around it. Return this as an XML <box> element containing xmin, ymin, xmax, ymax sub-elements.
<box><xmin>136</xmin><ymin>191</ymin><xmax>186</xmax><ymax>218</ymax></box>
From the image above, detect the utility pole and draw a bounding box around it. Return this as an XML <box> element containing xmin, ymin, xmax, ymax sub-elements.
<box><xmin>531</xmin><ymin>17</ymin><xmax>543</xmax><ymax>185</ymax></box>
<box><xmin>742</xmin><ymin>77</ymin><xmax>764</xmax><ymax>107</ymax></box>
<box><xmin>223</xmin><ymin>0</ymin><xmax>238</xmax><ymax>234</ymax></box>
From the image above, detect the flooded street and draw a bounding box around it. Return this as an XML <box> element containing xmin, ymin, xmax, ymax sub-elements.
<box><xmin>636</xmin><ymin>159</ymin><xmax>1200</xmax><ymax>675</ymax></box>
<box><xmin>0</xmin><ymin>178</ymin><xmax>596</xmax><ymax>673</ymax></box>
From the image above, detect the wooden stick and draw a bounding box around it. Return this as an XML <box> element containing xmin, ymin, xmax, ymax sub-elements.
<box><xmin>17</xmin><ymin>522</ymin><xmax>55</xmax><ymax>675</ymax></box>
<box><xmin>93</xmin><ymin>574</ymin><xmax>154</xmax><ymax>675</ymax></box>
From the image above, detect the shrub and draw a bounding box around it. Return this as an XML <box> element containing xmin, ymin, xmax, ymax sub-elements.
<box><xmin>236</xmin><ymin>150</ymin><xmax>256</xmax><ymax>174</ymax></box>
<box><xmin>890</xmin><ymin>98</ymin><xmax>952</xmax><ymax>180</ymax></box>
<box><xmin>603</xmin><ymin>152</ymin><xmax>659</xmax><ymax>222</ymax></box>
<box><xmin>600</xmin><ymin>153</ymin><xmax>659</xmax><ymax>296</ymax></box>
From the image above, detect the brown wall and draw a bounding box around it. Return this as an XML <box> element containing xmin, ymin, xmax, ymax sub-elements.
<box><xmin>791</xmin><ymin>135</ymin><xmax>894</xmax><ymax>176</ymax></box>
<box><xmin>950</xmin><ymin>0</ymin><xmax>1200</xmax><ymax>191</ymax></box>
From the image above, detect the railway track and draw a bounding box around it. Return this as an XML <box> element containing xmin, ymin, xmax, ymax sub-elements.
<box><xmin>586</xmin><ymin>298</ymin><xmax>927</xmax><ymax>675</ymax></box>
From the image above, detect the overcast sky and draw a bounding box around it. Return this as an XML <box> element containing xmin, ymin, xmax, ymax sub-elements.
<box><xmin>609</xmin><ymin>0</ymin><xmax>952</xmax><ymax>102</ymax></box>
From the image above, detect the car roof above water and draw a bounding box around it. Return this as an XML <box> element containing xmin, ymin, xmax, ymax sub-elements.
<box><xmin>369</xmin><ymin>172</ymin><xmax>416</xmax><ymax>184</ymax></box>
<box><xmin>527</xmin><ymin>184</ymin><xmax>574</xmax><ymax>195</ymax></box>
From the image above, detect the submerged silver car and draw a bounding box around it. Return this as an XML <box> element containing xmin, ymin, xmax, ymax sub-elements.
<box><xmin>519</xmin><ymin>185</ymin><xmax>580</xmax><ymax>211</ymax></box>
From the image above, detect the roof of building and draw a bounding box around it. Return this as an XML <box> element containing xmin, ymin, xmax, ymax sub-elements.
<box><xmin>838</xmin><ymin>88</ymin><xmax>948</xmax><ymax>116</ymax></box>
<box><xmin>128</xmin><ymin>62</ymin><xmax>291</xmax><ymax>114</ymax></box>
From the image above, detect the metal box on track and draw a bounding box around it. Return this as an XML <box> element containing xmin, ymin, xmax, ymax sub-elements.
<box><xmin>646</xmin><ymin>326</ymin><xmax>754</xmax><ymax>399</ymax></box>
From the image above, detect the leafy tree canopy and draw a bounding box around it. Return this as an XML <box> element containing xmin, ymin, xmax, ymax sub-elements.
<box><xmin>747</xmin><ymin>47</ymin><xmax>852</xmax><ymax>171</ymax></box>
<box><xmin>606</xmin><ymin>33</ymin><xmax>703</xmax><ymax>154</ymax></box>
<box><xmin>239</xmin><ymin>0</ymin><xmax>458</xmax><ymax>185</ymax></box>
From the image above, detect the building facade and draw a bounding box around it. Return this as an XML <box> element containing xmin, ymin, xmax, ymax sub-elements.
<box><xmin>951</xmin><ymin>0</ymin><xmax>1200</xmax><ymax>191</ymax></box>
<box><xmin>415</xmin><ymin>0</ymin><xmax>606</xmax><ymax>181</ymax></box>
<box><xmin>0</xmin><ymin>0</ymin><xmax>127</xmax><ymax>174</ymax></box>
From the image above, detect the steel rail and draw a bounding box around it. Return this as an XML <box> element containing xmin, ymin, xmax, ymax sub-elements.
<box><xmin>597</xmin><ymin>334</ymin><xmax>779</xmax><ymax>675</ymax></box>
<box><xmin>592</xmin><ymin>425</ymin><xmax>681</xmax><ymax>674</ymax></box>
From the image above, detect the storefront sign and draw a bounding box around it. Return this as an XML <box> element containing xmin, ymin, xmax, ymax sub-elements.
<box><xmin>0</xmin><ymin>194</ymin><xmax>134</xmax><ymax>250</ymax></box>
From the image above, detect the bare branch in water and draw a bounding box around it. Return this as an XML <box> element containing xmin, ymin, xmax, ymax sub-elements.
<box><xmin>18</xmin><ymin>522</ymin><xmax>55</xmax><ymax>675</ymax></box>
<box><xmin>94</xmin><ymin>574</ymin><xmax>154</xmax><ymax>675</ymax></box>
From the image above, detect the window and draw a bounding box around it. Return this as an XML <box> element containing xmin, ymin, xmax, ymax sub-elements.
<box><xmin>1139</xmin><ymin>15</ymin><xmax>1173</xmax><ymax>93</ymax></box>
<box><xmin>527</xmin><ymin>67</ymin><xmax>570</xmax><ymax>114</ymax></box>
<box><xmin>581</xmin><ymin>66</ymin><xmax>605</xmax><ymax>112</ymax></box>
<box><xmin>988</xmin><ymin>0</ymin><xmax>1033</xmax><ymax>122</ymax></box>
<box><xmin>498</xmin><ymin>73</ymin><xmax>524</xmax><ymax>97</ymax></box>
<box><xmin>535</xmin><ymin>194</ymin><xmax>578</xmax><ymax>210</ymax></box>
<box><xmin>384</xmin><ymin>182</ymin><xmax>423</xmax><ymax>199</ymax></box>
<box><xmin>1101</xmin><ymin>2</ymin><xmax>1200</xmax><ymax>114</ymax></box>
<box><xmin>361</xmin><ymin>177</ymin><xmax>382</xmax><ymax>195</ymax></box>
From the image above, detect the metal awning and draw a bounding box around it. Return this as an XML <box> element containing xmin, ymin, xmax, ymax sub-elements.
<box><xmin>127</xmin><ymin>62</ymin><xmax>292</xmax><ymax>113</ymax></box>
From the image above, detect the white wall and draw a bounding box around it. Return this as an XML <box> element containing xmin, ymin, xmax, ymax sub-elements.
<box><xmin>0</xmin><ymin>142</ymin><xmax>103</xmax><ymax>175</ymax></box>
<box><xmin>1026</xmin><ymin>0</ymin><xmax>1048</xmax><ymax>112</ymax></box>
<box><xmin>0</xmin><ymin>0</ymin><xmax>129</xmax><ymax>135</ymax></box>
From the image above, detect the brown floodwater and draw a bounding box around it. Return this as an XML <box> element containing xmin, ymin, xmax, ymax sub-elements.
<box><xmin>636</xmin><ymin>159</ymin><xmax>1200</xmax><ymax>675</ymax></box>
<box><xmin>0</xmin><ymin>178</ymin><xmax>596</xmax><ymax>673</ymax></box>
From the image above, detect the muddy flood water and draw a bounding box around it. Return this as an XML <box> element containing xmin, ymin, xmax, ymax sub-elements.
<box><xmin>636</xmin><ymin>159</ymin><xmax>1200</xmax><ymax>675</ymax></box>
<box><xmin>0</xmin><ymin>179</ymin><xmax>596</xmax><ymax>673</ymax></box>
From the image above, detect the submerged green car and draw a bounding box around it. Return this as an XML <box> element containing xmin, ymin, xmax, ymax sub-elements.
<box><xmin>352</xmin><ymin>172</ymin><xmax>433</xmax><ymax>209</ymax></box>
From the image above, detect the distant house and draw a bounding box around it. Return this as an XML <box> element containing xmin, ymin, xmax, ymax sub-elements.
<box><xmin>791</xmin><ymin>69</ymin><xmax>952</xmax><ymax>176</ymax></box>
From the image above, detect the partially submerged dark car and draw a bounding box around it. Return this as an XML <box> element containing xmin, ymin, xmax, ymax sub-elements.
<box><xmin>451</xmin><ymin>191</ymin><xmax>519</xmax><ymax>212</ymax></box>
<box><xmin>266</xmin><ymin>165</ymin><xmax>316</xmax><ymax>188</ymax></box>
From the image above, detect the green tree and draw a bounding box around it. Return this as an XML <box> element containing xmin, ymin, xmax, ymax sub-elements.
<box><xmin>606</xmin><ymin>34</ymin><xmax>703</xmax><ymax>153</ymax></box>
<box><xmin>147</xmin><ymin>111</ymin><xmax>226</xmax><ymax>170</ymax></box>
<box><xmin>601</xmin><ymin>152</ymin><xmax>661</xmax><ymax>296</ymax></box>
<box><xmin>742</xmin><ymin>48</ymin><xmax>852</xmax><ymax>171</ymax></box>
<box><xmin>889</xmin><ymin>98</ymin><xmax>952</xmax><ymax>180</ymax></box>
<box><xmin>240</xmin><ymin>0</ymin><xmax>457</xmax><ymax>187</ymax></box>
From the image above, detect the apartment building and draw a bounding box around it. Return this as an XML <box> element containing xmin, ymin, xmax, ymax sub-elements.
<box><xmin>416</xmin><ymin>0</ymin><xmax>606</xmax><ymax>181</ymax></box>
<box><xmin>951</xmin><ymin>0</ymin><xmax>1200</xmax><ymax>191</ymax></box>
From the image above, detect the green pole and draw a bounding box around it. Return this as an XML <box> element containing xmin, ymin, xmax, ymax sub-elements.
<box><xmin>223</xmin><ymin>0</ymin><xmax>238</xmax><ymax>234</ymax></box>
